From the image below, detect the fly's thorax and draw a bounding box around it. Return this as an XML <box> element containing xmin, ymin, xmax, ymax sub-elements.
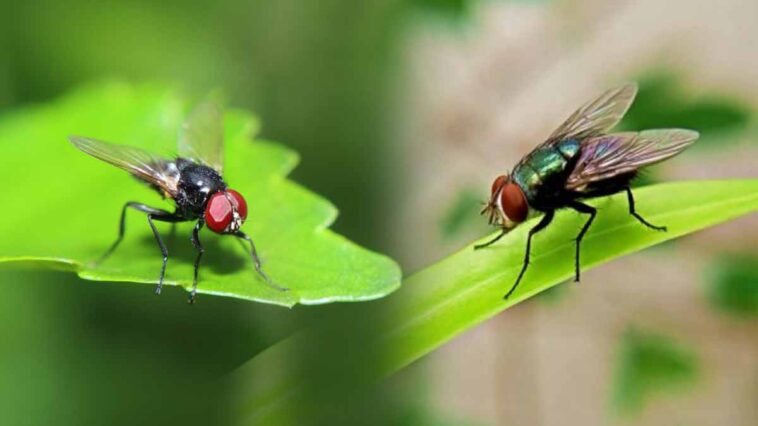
<box><xmin>175</xmin><ymin>159</ymin><xmax>227</xmax><ymax>215</ymax></box>
<box><xmin>512</xmin><ymin>139</ymin><xmax>580</xmax><ymax>204</ymax></box>
<box><xmin>556</xmin><ymin>138</ymin><xmax>581</xmax><ymax>158</ymax></box>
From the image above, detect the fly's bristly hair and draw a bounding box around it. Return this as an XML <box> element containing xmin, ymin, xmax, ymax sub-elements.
<box><xmin>480</xmin><ymin>199</ymin><xmax>500</xmax><ymax>226</ymax></box>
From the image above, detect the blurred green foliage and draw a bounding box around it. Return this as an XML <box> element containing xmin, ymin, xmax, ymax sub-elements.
<box><xmin>630</xmin><ymin>170</ymin><xmax>660</xmax><ymax>188</ymax></box>
<box><xmin>439</xmin><ymin>187</ymin><xmax>490</xmax><ymax>239</ymax></box>
<box><xmin>411</xmin><ymin>0</ymin><xmax>471</xmax><ymax>19</ymax></box>
<box><xmin>0</xmin><ymin>270</ymin><xmax>298</xmax><ymax>426</ymax></box>
<box><xmin>612</xmin><ymin>328</ymin><xmax>699</xmax><ymax>416</ymax></box>
<box><xmin>623</xmin><ymin>71</ymin><xmax>752</xmax><ymax>143</ymax></box>
<box><xmin>707</xmin><ymin>255</ymin><xmax>758</xmax><ymax>316</ymax></box>
<box><xmin>534</xmin><ymin>280</ymin><xmax>569</xmax><ymax>304</ymax></box>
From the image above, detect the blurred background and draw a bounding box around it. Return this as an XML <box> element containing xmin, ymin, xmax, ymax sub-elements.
<box><xmin>0</xmin><ymin>0</ymin><xmax>756</xmax><ymax>425</ymax></box>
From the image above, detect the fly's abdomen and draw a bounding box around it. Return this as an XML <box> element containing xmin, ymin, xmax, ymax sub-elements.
<box><xmin>513</xmin><ymin>139</ymin><xmax>580</xmax><ymax>205</ymax></box>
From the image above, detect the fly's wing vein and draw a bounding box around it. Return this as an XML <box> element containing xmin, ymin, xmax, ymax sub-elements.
<box><xmin>565</xmin><ymin>129</ymin><xmax>699</xmax><ymax>191</ymax></box>
<box><xmin>178</xmin><ymin>101</ymin><xmax>224</xmax><ymax>173</ymax></box>
<box><xmin>544</xmin><ymin>83</ymin><xmax>638</xmax><ymax>146</ymax></box>
<box><xmin>69</xmin><ymin>136</ymin><xmax>179</xmax><ymax>196</ymax></box>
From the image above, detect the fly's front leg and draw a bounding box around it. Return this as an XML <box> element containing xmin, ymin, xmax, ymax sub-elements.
<box><xmin>234</xmin><ymin>231</ymin><xmax>288</xmax><ymax>292</ymax></box>
<box><xmin>505</xmin><ymin>210</ymin><xmax>554</xmax><ymax>299</ymax></box>
<box><xmin>188</xmin><ymin>220</ymin><xmax>205</xmax><ymax>304</ymax></box>
<box><xmin>474</xmin><ymin>229</ymin><xmax>507</xmax><ymax>250</ymax></box>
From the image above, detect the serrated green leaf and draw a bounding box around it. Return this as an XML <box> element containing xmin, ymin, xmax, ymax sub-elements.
<box><xmin>0</xmin><ymin>82</ymin><xmax>401</xmax><ymax>307</ymax></box>
<box><xmin>228</xmin><ymin>179</ymin><xmax>758</xmax><ymax>424</ymax></box>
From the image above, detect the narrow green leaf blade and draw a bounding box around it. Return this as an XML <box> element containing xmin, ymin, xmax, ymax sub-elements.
<box><xmin>0</xmin><ymin>83</ymin><xmax>401</xmax><ymax>307</ymax></box>
<box><xmin>229</xmin><ymin>179</ymin><xmax>758</xmax><ymax>422</ymax></box>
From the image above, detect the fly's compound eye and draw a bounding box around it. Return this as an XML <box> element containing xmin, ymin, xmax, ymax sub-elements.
<box><xmin>204</xmin><ymin>189</ymin><xmax>249</xmax><ymax>234</ymax></box>
<box><xmin>226</xmin><ymin>189</ymin><xmax>248</xmax><ymax>221</ymax></box>
<box><xmin>205</xmin><ymin>192</ymin><xmax>233</xmax><ymax>233</ymax></box>
<box><xmin>491</xmin><ymin>175</ymin><xmax>508</xmax><ymax>194</ymax></box>
<box><xmin>500</xmin><ymin>183</ymin><xmax>528</xmax><ymax>223</ymax></box>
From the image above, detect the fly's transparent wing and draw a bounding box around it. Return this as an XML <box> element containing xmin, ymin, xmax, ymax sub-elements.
<box><xmin>545</xmin><ymin>83</ymin><xmax>638</xmax><ymax>145</ymax></box>
<box><xmin>566</xmin><ymin>129</ymin><xmax>699</xmax><ymax>191</ymax></box>
<box><xmin>178</xmin><ymin>101</ymin><xmax>224</xmax><ymax>173</ymax></box>
<box><xmin>69</xmin><ymin>136</ymin><xmax>180</xmax><ymax>196</ymax></box>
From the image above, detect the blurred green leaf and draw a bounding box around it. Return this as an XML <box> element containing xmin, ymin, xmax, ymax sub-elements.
<box><xmin>439</xmin><ymin>187</ymin><xmax>488</xmax><ymax>239</ymax></box>
<box><xmin>630</xmin><ymin>170</ymin><xmax>660</xmax><ymax>188</ymax></box>
<box><xmin>612</xmin><ymin>328</ymin><xmax>698</xmax><ymax>416</ymax></box>
<box><xmin>623</xmin><ymin>72</ymin><xmax>752</xmax><ymax>141</ymax></box>
<box><xmin>707</xmin><ymin>255</ymin><xmax>758</xmax><ymax>316</ymax></box>
<box><xmin>410</xmin><ymin>0</ymin><xmax>471</xmax><ymax>18</ymax></box>
<box><xmin>0</xmin><ymin>83</ymin><xmax>401</xmax><ymax>307</ymax></box>
<box><xmin>535</xmin><ymin>280</ymin><xmax>569</xmax><ymax>304</ymax></box>
<box><xmin>229</xmin><ymin>179</ymin><xmax>758</xmax><ymax>423</ymax></box>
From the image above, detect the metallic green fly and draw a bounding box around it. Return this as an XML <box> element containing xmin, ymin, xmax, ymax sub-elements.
<box><xmin>477</xmin><ymin>83</ymin><xmax>698</xmax><ymax>299</ymax></box>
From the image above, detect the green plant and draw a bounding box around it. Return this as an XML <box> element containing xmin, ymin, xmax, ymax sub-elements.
<box><xmin>0</xmin><ymin>83</ymin><xmax>400</xmax><ymax>306</ymax></box>
<box><xmin>612</xmin><ymin>328</ymin><xmax>699</xmax><ymax>416</ymax></box>
<box><xmin>228</xmin><ymin>179</ymin><xmax>758</xmax><ymax>424</ymax></box>
<box><xmin>2</xmin><ymin>84</ymin><xmax>757</xmax><ymax>425</ymax></box>
<box><xmin>707</xmin><ymin>255</ymin><xmax>758</xmax><ymax>316</ymax></box>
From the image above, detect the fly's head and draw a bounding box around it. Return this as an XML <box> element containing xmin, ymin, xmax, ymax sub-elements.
<box><xmin>482</xmin><ymin>174</ymin><xmax>528</xmax><ymax>229</ymax></box>
<box><xmin>204</xmin><ymin>189</ymin><xmax>248</xmax><ymax>234</ymax></box>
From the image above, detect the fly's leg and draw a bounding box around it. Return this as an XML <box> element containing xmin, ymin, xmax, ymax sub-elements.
<box><xmin>234</xmin><ymin>231</ymin><xmax>288</xmax><ymax>292</ymax></box>
<box><xmin>474</xmin><ymin>229</ymin><xmax>507</xmax><ymax>250</ymax></box>
<box><xmin>96</xmin><ymin>202</ymin><xmax>137</xmax><ymax>265</ymax></box>
<box><xmin>188</xmin><ymin>220</ymin><xmax>205</xmax><ymax>304</ymax></box>
<box><xmin>626</xmin><ymin>187</ymin><xmax>667</xmax><ymax>232</ymax></box>
<box><xmin>567</xmin><ymin>201</ymin><xmax>597</xmax><ymax>283</ymax></box>
<box><xmin>505</xmin><ymin>210</ymin><xmax>555</xmax><ymax>300</ymax></box>
<box><xmin>144</xmin><ymin>209</ymin><xmax>185</xmax><ymax>295</ymax></box>
<box><xmin>97</xmin><ymin>202</ymin><xmax>184</xmax><ymax>295</ymax></box>
<box><xmin>145</xmin><ymin>214</ymin><xmax>169</xmax><ymax>295</ymax></box>
<box><xmin>98</xmin><ymin>202</ymin><xmax>179</xmax><ymax>265</ymax></box>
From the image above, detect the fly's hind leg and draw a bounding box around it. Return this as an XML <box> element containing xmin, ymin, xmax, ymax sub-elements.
<box><xmin>96</xmin><ymin>202</ymin><xmax>135</xmax><ymax>265</ymax></box>
<box><xmin>99</xmin><ymin>202</ymin><xmax>185</xmax><ymax>296</ymax></box>
<box><xmin>626</xmin><ymin>187</ymin><xmax>667</xmax><ymax>232</ymax></box>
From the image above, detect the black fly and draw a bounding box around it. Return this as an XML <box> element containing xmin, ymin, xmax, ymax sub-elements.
<box><xmin>70</xmin><ymin>102</ymin><xmax>286</xmax><ymax>303</ymax></box>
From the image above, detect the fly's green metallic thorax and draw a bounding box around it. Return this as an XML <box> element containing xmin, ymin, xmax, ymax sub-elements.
<box><xmin>513</xmin><ymin>139</ymin><xmax>581</xmax><ymax>203</ymax></box>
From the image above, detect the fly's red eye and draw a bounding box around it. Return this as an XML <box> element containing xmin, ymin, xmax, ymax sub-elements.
<box><xmin>204</xmin><ymin>192</ymin><xmax>233</xmax><ymax>233</ymax></box>
<box><xmin>500</xmin><ymin>183</ymin><xmax>528</xmax><ymax>223</ymax></box>
<box><xmin>491</xmin><ymin>175</ymin><xmax>508</xmax><ymax>194</ymax></box>
<box><xmin>226</xmin><ymin>189</ymin><xmax>248</xmax><ymax>221</ymax></box>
